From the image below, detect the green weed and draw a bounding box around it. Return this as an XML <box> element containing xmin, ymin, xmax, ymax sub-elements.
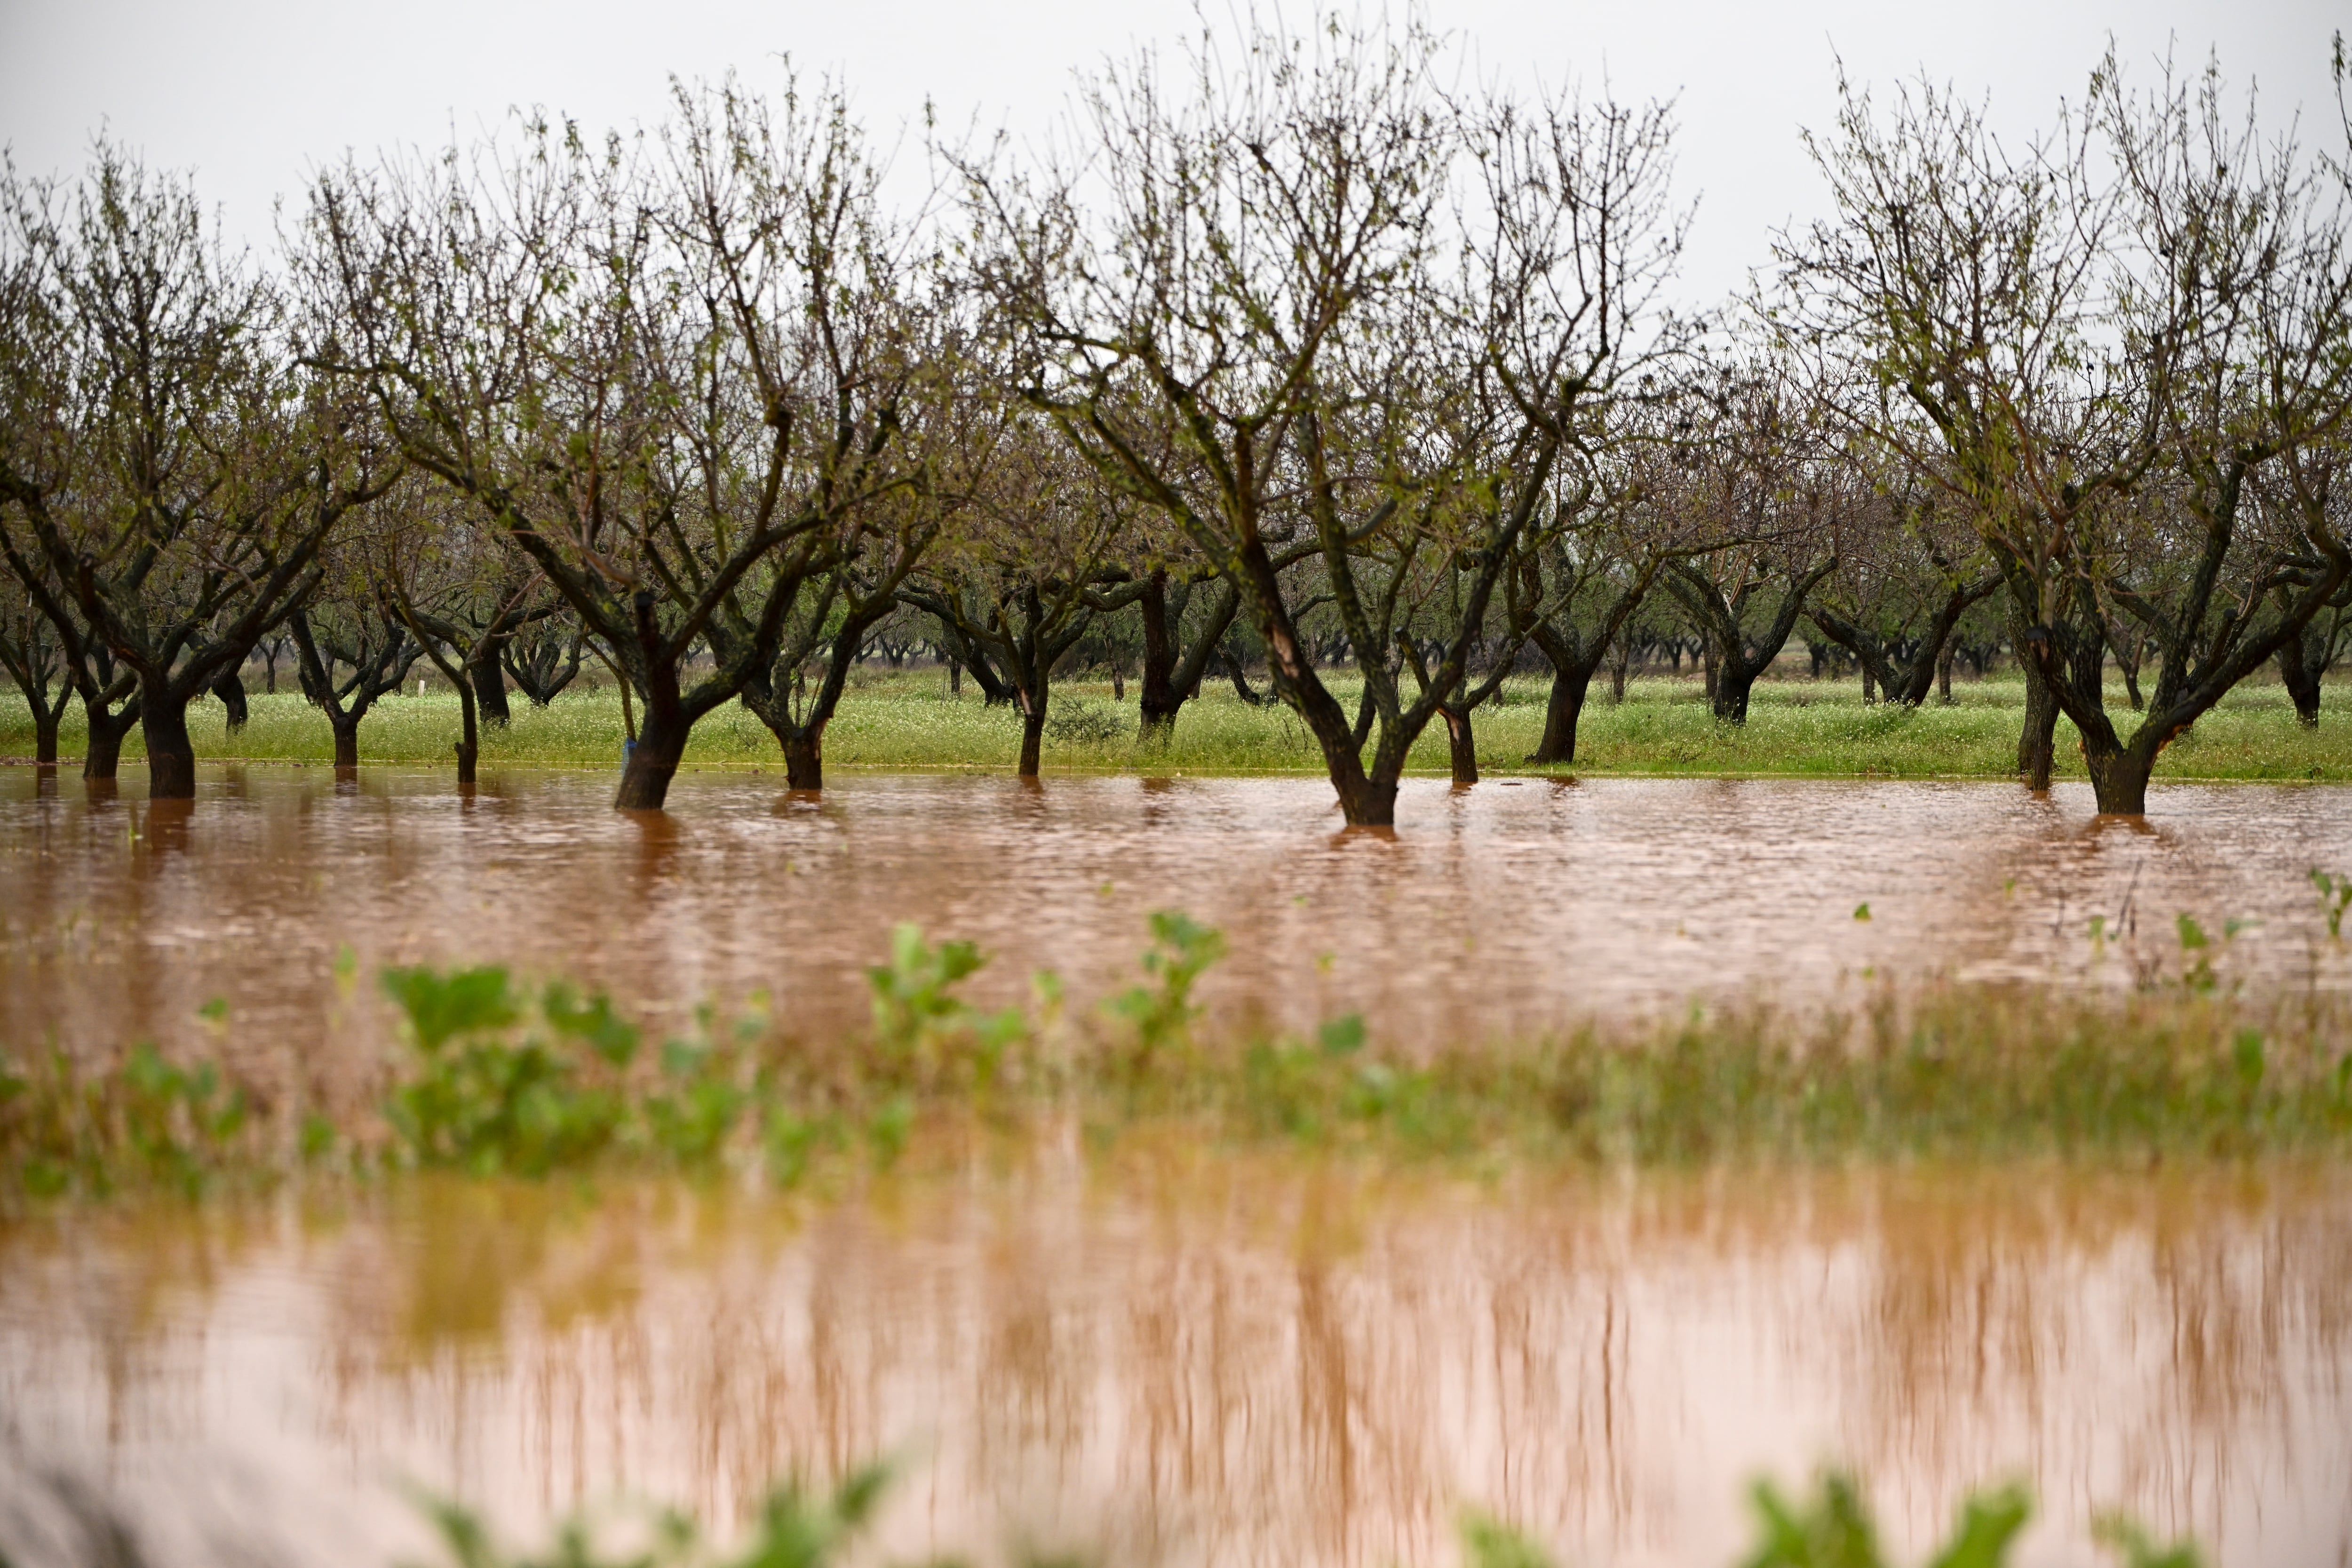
<box><xmin>379</xmin><ymin>966</ymin><xmax>753</xmax><ymax>1178</ymax></box>
<box><xmin>865</xmin><ymin>923</ymin><xmax>1026</xmax><ymax>1090</ymax></box>
<box><xmin>1101</xmin><ymin>910</ymin><xmax>1226</xmax><ymax>1077</ymax></box>
<box><xmin>0</xmin><ymin>1042</ymin><xmax>255</xmax><ymax>1199</ymax></box>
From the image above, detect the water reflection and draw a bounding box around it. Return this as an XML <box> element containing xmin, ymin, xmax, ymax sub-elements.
<box><xmin>10</xmin><ymin>771</ymin><xmax>2352</xmax><ymax>1095</ymax></box>
<box><xmin>0</xmin><ymin>1159</ymin><xmax>2345</xmax><ymax>1568</ymax></box>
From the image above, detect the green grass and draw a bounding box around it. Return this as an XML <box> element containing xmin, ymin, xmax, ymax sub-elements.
<box><xmin>8</xmin><ymin>667</ymin><xmax>2352</xmax><ymax>781</ymax></box>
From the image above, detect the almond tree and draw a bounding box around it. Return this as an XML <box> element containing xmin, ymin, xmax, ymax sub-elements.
<box><xmin>1804</xmin><ymin>473</ymin><xmax>2002</xmax><ymax>707</ymax></box>
<box><xmin>304</xmin><ymin>78</ymin><xmax>930</xmax><ymax>809</ymax></box>
<box><xmin>962</xmin><ymin>17</ymin><xmax>1691</xmax><ymax>824</ymax></box>
<box><xmin>898</xmin><ymin>415</ymin><xmax>1141</xmax><ymax>776</ymax></box>
<box><xmin>1660</xmin><ymin>377</ymin><xmax>1843</xmax><ymax>723</ymax></box>
<box><xmin>2</xmin><ymin>144</ymin><xmax>392</xmax><ymax>798</ymax></box>
<box><xmin>0</xmin><ymin>569</ymin><xmax>72</xmax><ymax>765</ymax></box>
<box><xmin>1778</xmin><ymin>54</ymin><xmax>2352</xmax><ymax>812</ymax></box>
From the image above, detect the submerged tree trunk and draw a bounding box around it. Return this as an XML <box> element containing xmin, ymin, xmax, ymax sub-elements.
<box><xmin>141</xmin><ymin>688</ymin><xmax>198</xmax><ymax>800</ymax></box>
<box><xmin>614</xmin><ymin>690</ymin><xmax>683</xmax><ymax>809</ymax></box>
<box><xmin>783</xmin><ymin>727</ymin><xmax>823</xmax><ymax>790</ymax></box>
<box><xmin>82</xmin><ymin>692</ymin><xmax>137</xmax><ymax>782</ymax></box>
<box><xmin>26</xmin><ymin>700</ymin><xmax>61</xmax><ymax>765</ymax></box>
<box><xmin>1017</xmin><ymin>695</ymin><xmax>1047</xmax><ymax>778</ymax></box>
<box><xmin>453</xmin><ymin>677</ymin><xmax>480</xmax><ymax>788</ymax></box>
<box><xmin>331</xmin><ymin>714</ymin><xmax>362</xmax><ymax>771</ymax></box>
<box><xmin>2080</xmin><ymin>733</ymin><xmax>2156</xmax><ymax>816</ymax></box>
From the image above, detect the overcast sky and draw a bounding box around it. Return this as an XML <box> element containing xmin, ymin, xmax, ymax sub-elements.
<box><xmin>1</xmin><ymin>0</ymin><xmax>2343</xmax><ymax>305</ymax></box>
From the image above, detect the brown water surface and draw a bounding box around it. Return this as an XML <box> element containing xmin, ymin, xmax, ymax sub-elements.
<box><xmin>10</xmin><ymin>768</ymin><xmax>2352</xmax><ymax>1568</ymax></box>
<box><xmin>1</xmin><ymin>1155</ymin><xmax>2347</xmax><ymax>1568</ymax></box>
<box><xmin>8</xmin><ymin>768</ymin><xmax>2352</xmax><ymax>1082</ymax></box>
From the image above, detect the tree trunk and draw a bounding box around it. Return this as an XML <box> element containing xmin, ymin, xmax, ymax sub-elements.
<box><xmin>33</xmin><ymin>708</ymin><xmax>59</xmax><ymax>765</ymax></box>
<box><xmin>1137</xmin><ymin>569</ymin><xmax>1178</xmax><ymax>743</ymax></box>
<box><xmin>1530</xmin><ymin>661</ymin><xmax>1594</xmax><ymax>765</ymax></box>
<box><xmin>1701</xmin><ymin>641</ymin><xmax>1719</xmax><ymax>701</ymax></box>
<box><xmin>2011</xmin><ymin>606</ymin><xmax>2060</xmax><ymax>790</ymax></box>
<box><xmin>332</xmin><ymin>714</ymin><xmax>361</xmax><ymax>772</ymax></box>
<box><xmin>947</xmin><ymin>657</ymin><xmax>961</xmax><ymax>695</ymax></box>
<box><xmin>2018</xmin><ymin>678</ymin><xmax>2060</xmax><ymax>790</ymax></box>
<box><xmin>453</xmin><ymin>679</ymin><xmax>480</xmax><ymax>788</ymax></box>
<box><xmin>1713</xmin><ymin>661</ymin><xmax>1759</xmax><ymax>724</ymax></box>
<box><xmin>1441</xmin><ymin>706</ymin><xmax>1477</xmax><ymax>785</ymax></box>
<box><xmin>142</xmin><ymin>690</ymin><xmax>198</xmax><ymax>800</ymax></box>
<box><xmin>1860</xmin><ymin>664</ymin><xmax>1876</xmax><ymax>704</ymax></box>
<box><xmin>1333</xmin><ymin>772</ymin><xmax>1399</xmax><ymax>828</ymax></box>
<box><xmin>473</xmin><ymin>644</ymin><xmax>512</xmax><ymax>727</ymax></box>
<box><xmin>2279</xmin><ymin>633</ymin><xmax>2322</xmax><ymax>728</ymax></box>
<box><xmin>83</xmin><ymin>694</ymin><xmax>136</xmax><ymax>782</ymax></box>
<box><xmin>1610</xmin><ymin>638</ymin><xmax>1630</xmax><ymax>704</ymax></box>
<box><xmin>614</xmin><ymin>704</ymin><xmax>684</xmax><ymax>809</ymax></box>
<box><xmin>1017</xmin><ymin>696</ymin><xmax>1047</xmax><ymax>778</ymax></box>
<box><xmin>2081</xmin><ymin>731</ymin><xmax>2155</xmax><ymax>816</ymax></box>
<box><xmin>210</xmin><ymin>672</ymin><xmax>248</xmax><ymax>732</ymax></box>
<box><xmin>1937</xmin><ymin>644</ymin><xmax>1955</xmax><ymax>705</ymax></box>
<box><xmin>784</xmin><ymin>726</ymin><xmax>823</xmax><ymax>790</ymax></box>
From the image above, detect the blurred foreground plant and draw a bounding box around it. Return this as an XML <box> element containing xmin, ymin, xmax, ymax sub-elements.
<box><xmin>1462</xmin><ymin>1470</ymin><xmax>2200</xmax><ymax>1568</ymax></box>
<box><xmin>380</xmin><ymin>965</ymin><xmax>757</xmax><ymax>1178</ymax></box>
<box><xmin>416</xmin><ymin>1462</ymin><xmax>897</xmax><ymax>1568</ymax></box>
<box><xmin>0</xmin><ymin>1042</ymin><xmax>258</xmax><ymax>1199</ymax></box>
<box><xmin>407</xmin><ymin>1462</ymin><xmax>2203</xmax><ymax>1568</ymax></box>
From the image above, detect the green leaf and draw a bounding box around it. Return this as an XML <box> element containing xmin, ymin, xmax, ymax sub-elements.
<box><xmin>382</xmin><ymin>966</ymin><xmax>519</xmax><ymax>1052</ymax></box>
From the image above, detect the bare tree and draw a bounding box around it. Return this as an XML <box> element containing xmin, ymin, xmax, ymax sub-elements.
<box><xmin>2</xmin><ymin>143</ymin><xmax>393</xmax><ymax>798</ymax></box>
<box><xmin>304</xmin><ymin>77</ymin><xmax>930</xmax><ymax>808</ymax></box>
<box><xmin>1778</xmin><ymin>54</ymin><xmax>2352</xmax><ymax>812</ymax></box>
<box><xmin>899</xmin><ymin>416</ymin><xmax>1139</xmax><ymax>777</ymax></box>
<box><xmin>1804</xmin><ymin>470</ymin><xmax>2003</xmax><ymax>708</ymax></box>
<box><xmin>962</xmin><ymin>17</ymin><xmax>1691</xmax><ymax>823</ymax></box>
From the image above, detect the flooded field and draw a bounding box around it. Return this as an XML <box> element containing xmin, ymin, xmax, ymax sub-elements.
<box><xmin>8</xmin><ymin>767</ymin><xmax>2352</xmax><ymax>1083</ymax></box>
<box><xmin>7</xmin><ymin>767</ymin><xmax>2352</xmax><ymax>1568</ymax></box>
<box><xmin>3</xmin><ymin>1155</ymin><xmax>2348</xmax><ymax>1568</ymax></box>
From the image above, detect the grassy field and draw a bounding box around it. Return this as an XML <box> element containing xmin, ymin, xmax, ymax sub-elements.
<box><xmin>7</xmin><ymin>665</ymin><xmax>2352</xmax><ymax>781</ymax></box>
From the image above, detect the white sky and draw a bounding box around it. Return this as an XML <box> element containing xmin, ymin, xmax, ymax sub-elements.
<box><xmin>1</xmin><ymin>0</ymin><xmax>2343</xmax><ymax>306</ymax></box>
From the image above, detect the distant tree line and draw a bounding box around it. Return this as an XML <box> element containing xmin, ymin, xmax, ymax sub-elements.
<box><xmin>5</xmin><ymin>19</ymin><xmax>2352</xmax><ymax>821</ymax></box>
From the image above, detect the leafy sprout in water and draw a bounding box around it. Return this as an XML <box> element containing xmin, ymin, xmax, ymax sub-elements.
<box><xmin>864</xmin><ymin>923</ymin><xmax>1026</xmax><ymax>1090</ymax></box>
<box><xmin>2312</xmin><ymin>868</ymin><xmax>2352</xmax><ymax>939</ymax></box>
<box><xmin>1103</xmin><ymin>911</ymin><xmax>1227</xmax><ymax>1074</ymax></box>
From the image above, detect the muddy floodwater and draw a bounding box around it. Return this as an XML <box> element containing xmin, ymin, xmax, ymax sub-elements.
<box><xmin>8</xmin><ymin>767</ymin><xmax>2352</xmax><ymax>1568</ymax></box>
<box><xmin>3</xmin><ymin>1157</ymin><xmax>2350</xmax><ymax>1568</ymax></box>
<box><xmin>10</xmin><ymin>768</ymin><xmax>2352</xmax><ymax>1082</ymax></box>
